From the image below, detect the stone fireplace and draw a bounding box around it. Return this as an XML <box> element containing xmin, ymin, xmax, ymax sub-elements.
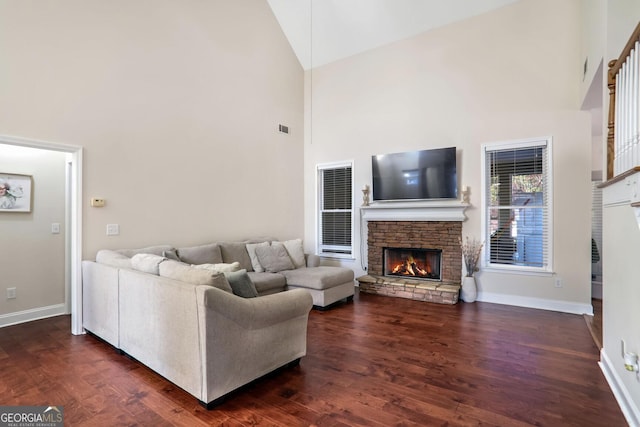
<box><xmin>357</xmin><ymin>201</ymin><xmax>467</xmax><ymax>304</ymax></box>
<box><xmin>367</xmin><ymin>220</ymin><xmax>462</xmax><ymax>283</ymax></box>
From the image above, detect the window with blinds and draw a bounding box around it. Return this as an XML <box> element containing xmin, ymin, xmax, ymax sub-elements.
<box><xmin>317</xmin><ymin>162</ymin><xmax>353</xmax><ymax>258</ymax></box>
<box><xmin>483</xmin><ymin>138</ymin><xmax>552</xmax><ymax>271</ymax></box>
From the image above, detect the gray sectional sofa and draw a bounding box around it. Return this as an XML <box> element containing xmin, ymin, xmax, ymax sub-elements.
<box><xmin>81</xmin><ymin>238</ymin><xmax>355</xmax><ymax>408</ymax></box>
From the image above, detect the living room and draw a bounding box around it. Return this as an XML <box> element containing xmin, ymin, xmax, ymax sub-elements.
<box><xmin>0</xmin><ymin>0</ymin><xmax>639</xmax><ymax>425</ymax></box>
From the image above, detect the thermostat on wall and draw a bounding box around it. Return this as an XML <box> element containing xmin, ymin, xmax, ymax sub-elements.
<box><xmin>91</xmin><ymin>198</ymin><xmax>105</xmax><ymax>207</ymax></box>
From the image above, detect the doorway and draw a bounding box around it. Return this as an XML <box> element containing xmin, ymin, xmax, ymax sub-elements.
<box><xmin>0</xmin><ymin>135</ymin><xmax>83</xmax><ymax>335</ymax></box>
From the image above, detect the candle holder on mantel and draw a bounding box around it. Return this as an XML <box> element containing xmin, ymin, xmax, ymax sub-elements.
<box><xmin>362</xmin><ymin>184</ymin><xmax>370</xmax><ymax>206</ymax></box>
<box><xmin>461</xmin><ymin>186</ymin><xmax>470</xmax><ymax>204</ymax></box>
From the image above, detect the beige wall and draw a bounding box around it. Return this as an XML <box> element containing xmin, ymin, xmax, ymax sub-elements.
<box><xmin>304</xmin><ymin>0</ymin><xmax>593</xmax><ymax>312</ymax></box>
<box><xmin>0</xmin><ymin>145</ymin><xmax>67</xmax><ymax>316</ymax></box>
<box><xmin>0</xmin><ymin>0</ymin><xmax>304</xmax><ymax>259</ymax></box>
<box><xmin>580</xmin><ymin>0</ymin><xmax>606</xmax><ymax>103</ymax></box>
<box><xmin>601</xmin><ymin>0</ymin><xmax>640</xmax><ymax>422</ymax></box>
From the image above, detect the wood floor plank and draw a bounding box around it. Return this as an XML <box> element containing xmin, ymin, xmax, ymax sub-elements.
<box><xmin>0</xmin><ymin>290</ymin><xmax>626</xmax><ymax>426</ymax></box>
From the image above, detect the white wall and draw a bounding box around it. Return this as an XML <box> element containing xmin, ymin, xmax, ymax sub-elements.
<box><xmin>0</xmin><ymin>0</ymin><xmax>304</xmax><ymax>259</ymax></box>
<box><xmin>0</xmin><ymin>145</ymin><xmax>67</xmax><ymax>317</ymax></box>
<box><xmin>600</xmin><ymin>0</ymin><xmax>640</xmax><ymax>423</ymax></box>
<box><xmin>304</xmin><ymin>0</ymin><xmax>593</xmax><ymax>312</ymax></box>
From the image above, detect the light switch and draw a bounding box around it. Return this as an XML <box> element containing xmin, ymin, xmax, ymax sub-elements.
<box><xmin>51</xmin><ymin>223</ymin><xmax>60</xmax><ymax>234</ymax></box>
<box><xmin>106</xmin><ymin>224</ymin><xmax>119</xmax><ymax>236</ymax></box>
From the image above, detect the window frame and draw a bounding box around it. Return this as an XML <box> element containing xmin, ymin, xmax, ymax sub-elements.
<box><xmin>316</xmin><ymin>160</ymin><xmax>355</xmax><ymax>259</ymax></box>
<box><xmin>481</xmin><ymin>137</ymin><xmax>554</xmax><ymax>275</ymax></box>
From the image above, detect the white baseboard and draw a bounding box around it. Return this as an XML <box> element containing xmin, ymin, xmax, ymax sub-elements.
<box><xmin>0</xmin><ymin>303</ymin><xmax>68</xmax><ymax>328</ymax></box>
<box><xmin>476</xmin><ymin>291</ymin><xmax>593</xmax><ymax>315</ymax></box>
<box><xmin>600</xmin><ymin>349</ymin><xmax>640</xmax><ymax>426</ymax></box>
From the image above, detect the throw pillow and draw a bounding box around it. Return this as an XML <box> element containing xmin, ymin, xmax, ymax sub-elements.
<box><xmin>159</xmin><ymin>260</ymin><xmax>233</xmax><ymax>293</ymax></box>
<box><xmin>176</xmin><ymin>243</ymin><xmax>223</xmax><ymax>265</ymax></box>
<box><xmin>280</xmin><ymin>239</ymin><xmax>306</xmax><ymax>268</ymax></box>
<box><xmin>254</xmin><ymin>244</ymin><xmax>295</xmax><ymax>273</ymax></box>
<box><xmin>245</xmin><ymin>241</ymin><xmax>270</xmax><ymax>273</ymax></box>
<box><xmin>219</xmin><ymin>242</ymin><xmax>254</xmax><ymax>271</ymax></box>
<box><xmin>224</xmin><ymin>269</ymin><xmax>258</xmax><ymax>298</ymax></box>
<box><xmin>131</xmin><ymin>253</ymin><xmax>166</xmax><ymax>275</ymax></box>
<box><xmin>193</xmin><ymin>261</ymin><xmax>241</xmax><ymax>273</ymax></box>
<box><xmin>163</xmin><ymin>249</ymin><xmax>180</xmax><ymax>261</ymax></box>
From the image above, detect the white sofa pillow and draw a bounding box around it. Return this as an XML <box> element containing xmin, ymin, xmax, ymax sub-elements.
<box><xmin>279</xmin><ymin>239</ymin><xmax>305</xmax><ymax>268</ymax></box>
<box><xmin>131</xmin><ymin>253</ymin><xmax>166</xmax><ymax>275</ymax></box>
<box><xmin>193</xmin><ymin>262</ymin><xmax>241</xmax><ymax>273</ymax></box>
<box><xmin>159</xmin><ymin>260</ymin><xmax>233</xmax><ymax>293</ymax></box>
<box><xmin>246</xmin><ymin>241</ymin><xmax>270</xmax><ymax>273</ymax></box>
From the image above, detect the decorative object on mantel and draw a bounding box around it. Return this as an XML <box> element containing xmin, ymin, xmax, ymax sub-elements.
<box><xmin>460</xmin><ymin>236</ymin><xmax>483</xmax><ymax>303</ymax></box>
<box><xmin>461</xmin><ymin>185</ymin><xmax>470</xmax><ymax>204</ymax></box>
<box><xmin>361</xmin><ymin>184</ymin><xmax>370</xmax><ymax>206</ymax></box>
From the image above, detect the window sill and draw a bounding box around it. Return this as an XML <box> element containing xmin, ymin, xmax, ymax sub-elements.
<box><xmin>318</xmin><ymin>253</ymin><xmax>356</xmax><ymax>261</ymax></box>
<box><xmin>481</xmin><ymin>266</ymin><xmax>554</xmax><ymax>277</ymax></box>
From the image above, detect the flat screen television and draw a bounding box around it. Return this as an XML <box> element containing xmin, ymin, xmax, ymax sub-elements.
<box><xmin>372</xmin><ymin>147</ymin><xmax>457</xmax><ymax>201</ymax></box>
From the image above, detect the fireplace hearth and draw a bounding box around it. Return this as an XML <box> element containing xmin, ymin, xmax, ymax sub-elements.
<box><xmin>384</xmin><ymin>247</ymin><xmax>442</xmax><ymax>281</ymax></box>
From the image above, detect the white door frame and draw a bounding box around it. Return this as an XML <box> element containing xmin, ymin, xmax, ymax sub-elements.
<box><xmin>0</xmin><ymin>135</ymin><xmax>83</xmax><ymax>335</ymax></box>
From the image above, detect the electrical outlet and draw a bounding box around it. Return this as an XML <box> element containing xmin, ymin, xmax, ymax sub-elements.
<box><xmin>6</xmin><ymin>287</ymin><xmax>16</xmax><ymax>299</ymax></box>
<box><xmin>554</xmin><ymin>278</ymin><xmax>562</xmax><ymax>288</ymax></box>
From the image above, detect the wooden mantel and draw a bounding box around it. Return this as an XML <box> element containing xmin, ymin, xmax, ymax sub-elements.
<box><xmin>361</xmin><ymin>200</ymin><xmax>469</xmax><ymax>222</ymax></box>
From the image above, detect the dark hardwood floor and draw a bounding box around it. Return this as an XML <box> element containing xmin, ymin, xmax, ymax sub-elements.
<box><xmin>0</xmin><ymin>291</ymin><xmax>626</xmax><ymax>426</ymax></box>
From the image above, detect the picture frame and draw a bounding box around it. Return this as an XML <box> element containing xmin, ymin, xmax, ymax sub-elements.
<box><xmin>0</xmin><ymin>173</ymin><xmax>33</xmax><ymax>212</ymax></box>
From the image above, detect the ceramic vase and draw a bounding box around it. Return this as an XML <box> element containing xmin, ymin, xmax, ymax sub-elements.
<box><xmin>461</xmin><ymin>275</ymin><xmax>477</xmax><ymax>303</ymax></box>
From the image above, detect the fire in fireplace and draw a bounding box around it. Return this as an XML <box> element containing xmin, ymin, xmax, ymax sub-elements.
<box><xmin>384</xmin><ymin>247</ymin><xmax>442</xmax><ymax>281</ymax></box>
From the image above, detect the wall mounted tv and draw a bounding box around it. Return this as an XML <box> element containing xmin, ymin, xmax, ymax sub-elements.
<box><xmin>372</xmin><ymin>147</ymin><xmax>457</xmax><ymax>201</ymax></box>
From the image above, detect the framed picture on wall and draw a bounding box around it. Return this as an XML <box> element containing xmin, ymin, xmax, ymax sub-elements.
<box><xmin>0</xmin><ymin>173</ymin><xmax>33</xmax><ymax>212</ymax></box>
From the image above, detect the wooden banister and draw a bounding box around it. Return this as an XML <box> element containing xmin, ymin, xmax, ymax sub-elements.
<box><xmin>607</xmin><ymin>21</ymin><xmax>640</xmax><ymax>180</ymax></box>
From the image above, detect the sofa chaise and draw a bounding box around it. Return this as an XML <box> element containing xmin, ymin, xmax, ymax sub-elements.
<box><xmin>82</xmin><ymin>238</ymin><xmax>355</xmax><ymax>408</ymax></box>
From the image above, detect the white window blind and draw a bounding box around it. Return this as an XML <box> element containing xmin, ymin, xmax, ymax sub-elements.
<box><xmin>483</xmin><ymin>139</ymin><xmax>552</xmax><ymax>271</ymax></box>
<box><xmin>317</xmin><ymin>162</ymin><xmax>353</xmax><ymax>258</ymax></box>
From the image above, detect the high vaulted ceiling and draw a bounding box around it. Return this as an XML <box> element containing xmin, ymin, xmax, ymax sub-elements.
<box><xmin>267</xmin><ymin>0</ymin><xmax>520</xmax><ymax>69</ymax></box>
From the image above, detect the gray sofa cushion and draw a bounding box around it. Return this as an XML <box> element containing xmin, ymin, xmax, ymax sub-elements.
<box><xmin>177</xmin><ymin>243</ymin><xmax>223</xmax><ymax>265</ymax></box>
<box><xmin>224</xmin><ymin>269</ymin><xmax>258</xmax><ymax>298</ymax></box>
<box><xmin>159</xmin><ymin>260</ymin><xmax>232</xmax><ymax>293</ymax></box>
<box><xmin>163</xmin><ymin>249</ymin><xmax>180</xmax><ymax>261</ymax></box>
<box><xmin>247</xmin><ymin>272</ymin><xmax>286</xmax><ymax>295</ymax></box>
<box><xmin>281</xmin><ymin>267</ymin><xmax>354</xmax><ymax>290</ymax></box>
<box><xmin>219</xmin><ymin>242</ymin><xmax>254</xmax><ymax>271</ymax></box>
<box><xmin>255</xmin><ymin>244</ymin><xmax>295</xmax><ymax>273</ymax></box>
